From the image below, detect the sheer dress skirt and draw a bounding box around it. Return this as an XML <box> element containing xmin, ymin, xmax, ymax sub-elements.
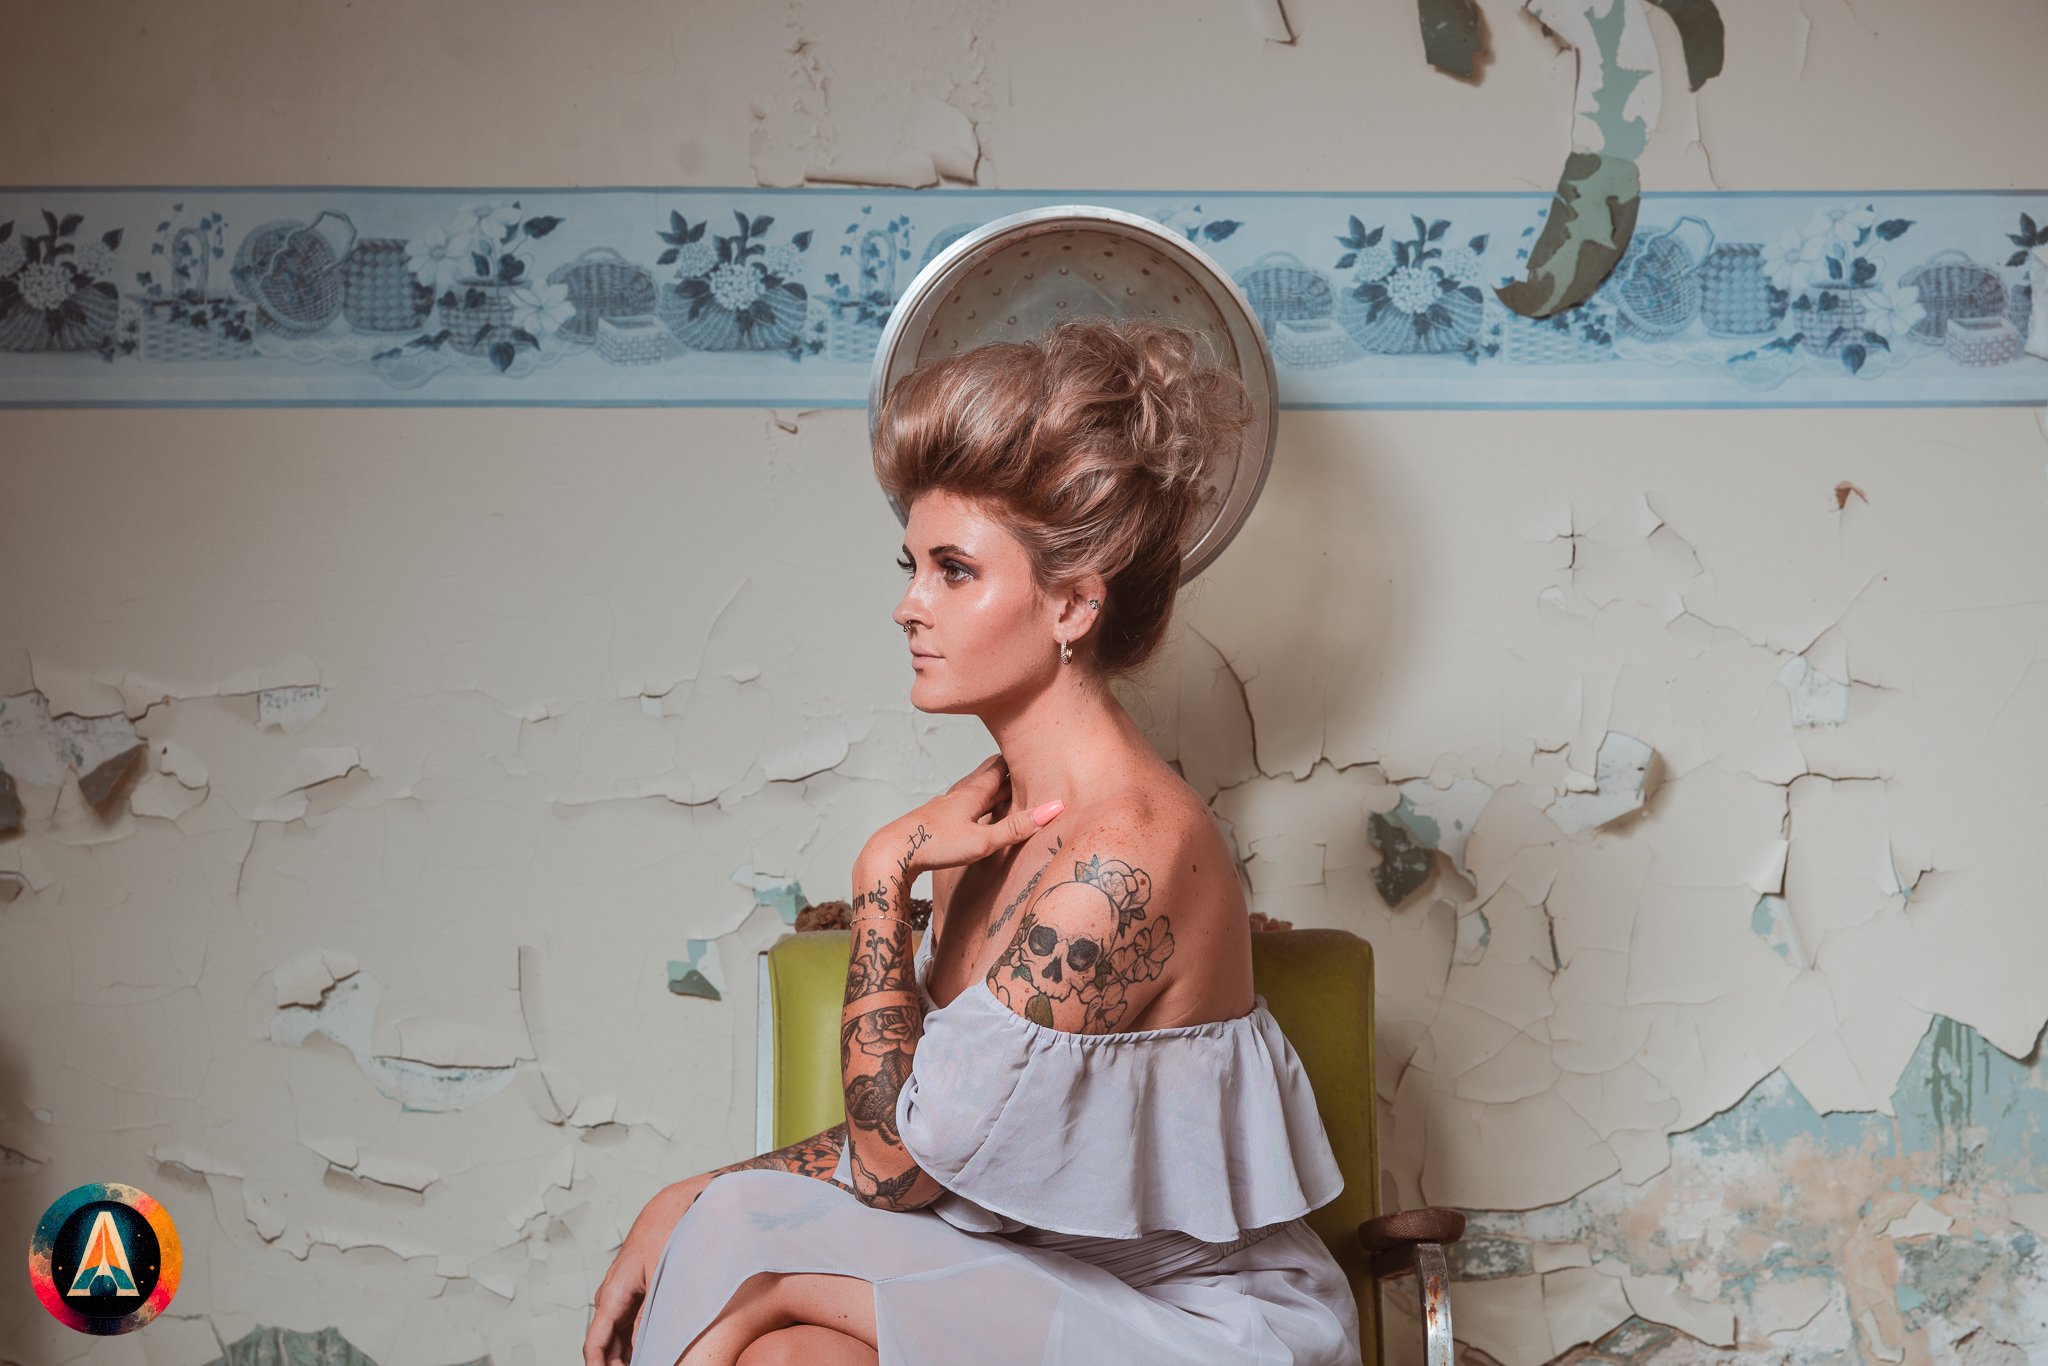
<box><xmin>627</xmin><ymin>1168</ymin><xmax>1358</xmax><ymax>1365</ymax></box>
<box><xmin>627</xmin><ymin>928</ymin><xmax>1361</xmax><ymax>1365</ymax></box>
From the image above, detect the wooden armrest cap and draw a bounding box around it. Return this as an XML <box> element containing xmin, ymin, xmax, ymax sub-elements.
<box><xmin>1357</xmin><ymin>1206</ymin><xmax>1466</xmax><ymax>1252</ymax></box>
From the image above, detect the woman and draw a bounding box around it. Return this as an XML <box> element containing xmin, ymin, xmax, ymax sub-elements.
<box><xmin>584</xmin><ymin>316</ymin><xmax>1359</xmax><ymax>1365</ymax></box>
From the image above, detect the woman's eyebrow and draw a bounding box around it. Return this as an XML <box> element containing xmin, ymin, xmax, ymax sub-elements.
<box><xmin>901</xmin><ymin>543</ymin><xmax>974</xmax><ymax>559</ymax></box>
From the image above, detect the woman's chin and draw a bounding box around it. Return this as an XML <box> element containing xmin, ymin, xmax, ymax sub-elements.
<box><xmin>907</xmin><ymin>675</ymin><xmax>967</xmax><ymax>715</ymax></box>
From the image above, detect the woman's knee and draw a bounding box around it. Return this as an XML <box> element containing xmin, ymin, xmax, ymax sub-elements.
<box><xmin>734</xmin><ymin>1325</ymin><xmax>876</xmax><ymax>1366</ymax></box>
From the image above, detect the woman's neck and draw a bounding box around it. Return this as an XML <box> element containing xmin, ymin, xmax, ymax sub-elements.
<box><xmin>980</xmin><ymin>671</ymin><xmax>1154</xmax><ymax>817</ymax></box>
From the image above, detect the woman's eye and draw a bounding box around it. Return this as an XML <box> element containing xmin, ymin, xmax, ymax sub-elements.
<box><xmin>941</xmin><ymin>559</ymin><xmax>971</xmax><ymax>582</ymax></box>
<box><xmin>896</xmin><ymin>556</ymin><xmax>915</xmax><ymax>574</ymax></box>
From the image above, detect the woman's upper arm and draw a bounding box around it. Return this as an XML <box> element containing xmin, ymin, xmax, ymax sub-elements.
<box><xmin>981</xmin><ymin>817</ymin><xmax>1187</xmax><ymax>1035</ymax></box>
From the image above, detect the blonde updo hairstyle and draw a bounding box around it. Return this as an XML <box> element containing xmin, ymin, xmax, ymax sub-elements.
<box><xmin>873</xmin><ymin>315</ymin><xmax>1256</xmax><ymax>684</ymax></box>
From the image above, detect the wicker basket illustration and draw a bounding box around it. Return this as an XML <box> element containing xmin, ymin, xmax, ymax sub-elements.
<box><xmin>339</xmin><ymin>238</ymin><xmax>431</xmax><ymax>333</ymax></box>
<box><xmin>548</xmin><ymin>247</ymin><xmax>657</xmax><ymax>345</ymax></box>
<box><xmin>439</xmin><ymin>278</ymin><xmax>517</xmax><ymax>355</ymax></box>
<box><xmin>2009</xmin><ymin>280</ymin><xmax>2033</xmax><ymax>342</ymax></box>
<box><xmin>1942</xmin><ymin>316</ymin><xmax>2022</xmax><ymax>367</ymax></box>
<box><xmin>1898</xmin><ymin>249</ymin><xmax>2006</xmax><ymax>345</ymax></box>
<box><xmin>0</xmin><ymin>276</ymin><xmax>119</xmax><ymax>352</ymax></box>
<box><xmin>131</xmin><ymin>228</ymin><xmax>256</xmax><ymax>363</ymax></box>
<box><xmin>1607</xmin><ymin>216</ymin><xmax>1714</xmax><ymax>341</ymax></box>
<box><xmin>1499</xmin><ymin>313</ymin><xmax>1605</xmax><ymax>366</ymax></box>
<box><xmin>1234</xmin><ymin>251</ymin><xmax>1335</xmax><ymax>338</ymax></box>
<box><xmin>1335</xmin><ymin>276</ymin><xmax>1485</xmax><ymax>354</ymax></box>
<box><xmin>826</xmin><ymin>224</ymin><xmax>903</xmax><ymax>364</ymax></box>
<box><xmin>1793</xmin><ymin>282</ymin><xmax>1872</xmax><ymax>354</ymax></box>
<box><xmin>596</xmin><ymin>314</ymin><xmax>670</xmax><ymax>365</ymax></box>
<box><xmin>1270</xmin><ymin>316</ymin><xmax>1359</xmax><ymax>369</ymax></box>
<box><xmin>1697</xmin><ymin>243</ymin><xmax>1786</xmax><ymax>336</ymax></box>
<box><xmin>232</xmin><ymin>210</ymin><xmax>355</xmax><ymax>335</ymax></box>
<box><xmin>657</xmin><ymin>272</ymin><xmax>809</xmax><ymax>352</ymax></box>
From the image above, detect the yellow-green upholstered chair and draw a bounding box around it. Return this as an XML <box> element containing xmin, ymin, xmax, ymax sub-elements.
<box><xmin>754</xmin><ymin>928</ymin><xmax>1465</xmax><ymax>1365</ymax></box>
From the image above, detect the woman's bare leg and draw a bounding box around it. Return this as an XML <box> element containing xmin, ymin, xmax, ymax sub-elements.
<box><xmin>674</xmin><ymin>1272</ymin><xmax>878</xmax><ymax>1366</ymax></box>
<box><xmin>734</xmin><ymin>1326</ymin><xmax>878</xmax><ymax>1366</ymax></box>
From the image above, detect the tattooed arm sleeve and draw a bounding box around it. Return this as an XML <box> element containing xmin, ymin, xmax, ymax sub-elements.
<box><xmin>984</xmin><ymin>836</ymin><xmax>1181</xmax><ymax>1037</ymax></box>
<box><xmin>705</xmin><ymin>1122</ymin><xmax>852</xmax><ymax>1191</ymax></box>
<box><xmin>840</xmin><ymin>830</ymin><xmax>949</xmax><ymax>1211</ymax></box>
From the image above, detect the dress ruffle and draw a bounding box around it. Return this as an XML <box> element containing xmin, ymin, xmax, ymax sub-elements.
<box><xmin>894</xmin><ymin>932</ymin><xmax>1345</xmax><ymax>1244</ymax></box>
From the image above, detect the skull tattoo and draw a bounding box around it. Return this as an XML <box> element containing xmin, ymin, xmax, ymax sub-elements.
<box><xmin>988</xmin><ymin>853</ymin><xmax>1174</xmax><ymax>1033</ymax></box>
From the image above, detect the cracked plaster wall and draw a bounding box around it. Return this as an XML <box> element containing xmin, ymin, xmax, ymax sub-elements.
<box><xmin>2</xmin><ymin>2</ymin><xmax>2046</xmax><ymax>1364</ymax></box>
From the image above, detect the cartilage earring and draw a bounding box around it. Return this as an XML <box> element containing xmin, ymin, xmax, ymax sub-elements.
<box><xmin>1059</xmin><ymin>637</ymin><xmax>1072</xmax><ymax>665</ymax></box>
<box><xmin>1089</xmin><ymin>599</ymin><xmax>1099</xmax><ymax>609</ymax></box>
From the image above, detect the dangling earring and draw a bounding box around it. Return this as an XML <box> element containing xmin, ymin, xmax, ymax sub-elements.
<box><xmin>1059</xmin><ymin>637</ymin><xmax>1072</xmax><ymax>665</ymax></box>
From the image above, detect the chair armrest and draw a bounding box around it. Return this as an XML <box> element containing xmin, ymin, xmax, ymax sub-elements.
<box><xmin>1357</xmin><ymin>1207</ymin><xmax>1464</xmax><ymax>1366</ymax></box>
<box><xmin>1357</xmin><ymin>1206</ymin><xmax>1465</xmax><ymax>1280</ymax></box>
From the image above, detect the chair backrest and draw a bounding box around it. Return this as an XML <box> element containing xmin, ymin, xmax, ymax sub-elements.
<box><xmin>756</xmin><ymin>927</ymin><xmax>1382</xmax><ymax>1362</ymax></box>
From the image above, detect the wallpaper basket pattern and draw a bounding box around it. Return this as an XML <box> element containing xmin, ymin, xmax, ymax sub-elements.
<box><xmin>1</xmin><ymin>187</ymin><xmax>2044</xmax><ymax>407</ymax></box>
<box><xmin>1490</xmin><ymin>299</ymin><xmax>1617</xmax><ymax>365</ymax></box>
<box><xmin>1943</xmin><ymin>316</ymin><xmax>2023</xmax><ymax>367</ymax></box>
<box><xmin>1331</xmin><ymin>215</ymin><xmax>1491</xmax><ymax>355</ymax></box>
<box><xmin>826</xmin><ymin>303</ymin><xmax>886</xmax><ymax>364</ymax></box>
<box><xmin>659</xmin><ymin>275</ymin><xmax>808</xmax><ymax>351</ymax></box>
<box><xmin>825</xmin><ymin>222</ymin><xmax>902</xmax><ymax>364</ymax></box>
<box><xmin>232</xmin><ymin>209</ymin><xmax>355</xmax><ymax>335</ymax></box>
<box><xmin>596</xmin><ymin>315</ymin><xmax>669</xmax><ymax>365</ymax></box>
<box><xmin>548</xmin><ymin>247</ymin><xmax>657</xmax><ymax>344</ymax></box>
<box><xmin>0</xmin><ymin>210</ymin><xmax>122</xmax><ymax>353</ymax></box>
<box><xmin>134</xmin><ymin>247</ymin><xmax>256</xmax><ymax>363</ymax></box>
<box><xmin>339</xmin><ymin>238</ymin><xmax>432</xmax><ymax>333</ymax></box>
<box><xmin>1235</xmin><ymin>251</ymin><xmax>1335</xmax><ymax>337</ymax></box>
<box><xmin>1606</xmin><ymin>217</ymin><xmax>1714</xmax><ymax>341</ymax></box>
<box><xmin>440</xmin><ymin>279</ymin><xmax>517</xmax><ymax>356</ymax></box>
<box><xmin>135</xmin><ymin>300</ymin><xmax>257</xmax><ymax>362</ymax></box>
<box><xmin>1898</xmin><ymin>250</ymin><xmax>2007</xmax><ymax>344</ymax></box>
<box><xmin>1697</xmin><ymin>243</ymin><xmax>1786</xmax><ymax>336</ymax></box>
<box><xmin>1271</xmin><ymin>317</ymin><xmax>1358</xmax><ymax>368</ymax></box>
<box><xmin>1335</xmin><ymin>285</ymin><xmax>1476</xmax><ymax>353</ymax></box>
<box><xmin>1797</xmin><ymin>282</ymin><xmax>1871</xmax><ymax>355</ymax></box>
<box><xmin>0</xmin><ymin>279</ymin><xmax>117</xmax><ymax>353</ymax></box>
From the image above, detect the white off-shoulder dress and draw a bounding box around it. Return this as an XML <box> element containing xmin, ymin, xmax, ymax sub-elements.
<box><xmin>628</xmin><ymin>926</ymin><xmax>1360</xmax><ymax>1364</ymax></box>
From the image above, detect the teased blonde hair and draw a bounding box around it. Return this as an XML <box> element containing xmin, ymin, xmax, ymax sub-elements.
<box><xmin>874</xmin><ymin>315</ymin><xmax>1255</xmax><ymax>683</ymax></box>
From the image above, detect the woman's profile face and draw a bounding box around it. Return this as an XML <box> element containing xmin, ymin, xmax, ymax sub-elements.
<box><xmin>892</xmin><ymin>489</ymin><xmax>1055</xmax><ymax>715</ymax></box>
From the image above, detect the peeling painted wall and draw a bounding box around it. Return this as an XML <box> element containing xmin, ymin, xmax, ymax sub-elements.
<box><xmin>2</xmin><ymin>2</ymin><xmax>2046</xmax><ymax>1364</ymax></box>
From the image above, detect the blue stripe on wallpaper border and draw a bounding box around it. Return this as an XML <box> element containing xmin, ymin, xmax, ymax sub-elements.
<box><xmin>2</xmin><ymin>185</ymin><xmax>2042</xmax><ymax>410</ymax></box>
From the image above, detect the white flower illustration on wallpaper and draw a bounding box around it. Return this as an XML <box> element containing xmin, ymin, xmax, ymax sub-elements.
<box><xmin>1862</xmin><ymin>283</ymin><xmax>1927</xmax><ymax>339</ymax></box>
<box><xmin>1760</xmin><ymin>229</ymin><xmax>1833</xmax><ymax>293</ymax></box>
<box><xmin>406</xmin><ymin>222</ymin><xmax>475</xmax><ymax>295</ymax></box>
<box><xmin>511</xmin><ymin>280</ymin><xmax>575</xmax><ymax>336</ymax></box>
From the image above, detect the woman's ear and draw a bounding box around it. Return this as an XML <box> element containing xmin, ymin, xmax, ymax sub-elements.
<box><xmin>1055</xmin><ymin>578</ymin><xmax>1107</xmax><ymax>644</ymax></box>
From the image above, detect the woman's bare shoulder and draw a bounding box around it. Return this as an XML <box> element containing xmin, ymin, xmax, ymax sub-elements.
<box><xmin>980</xmin><ymin>777</ymin><xmax>1250</xmax><ymax>1034</ymax></box>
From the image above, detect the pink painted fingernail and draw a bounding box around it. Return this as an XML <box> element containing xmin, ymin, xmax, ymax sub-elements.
<box><xmin>1030</xmin><ymin>799</ymin><xmax>1064</xmax><ymax>824</ymax></box>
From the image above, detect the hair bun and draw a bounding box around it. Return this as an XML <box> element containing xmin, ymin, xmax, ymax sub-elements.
<box><xmin>1047</xmin><ymin>316</ymin><xmax>1254</xmax><ymax>498</ymax></box>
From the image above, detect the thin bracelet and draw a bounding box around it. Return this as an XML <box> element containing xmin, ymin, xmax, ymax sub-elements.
<box><xmin>850</xmin><ymin>913</ymin><xmax>916</xmax><ymax>930</ymax></box>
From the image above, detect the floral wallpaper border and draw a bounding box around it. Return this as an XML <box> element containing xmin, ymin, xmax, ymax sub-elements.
<box><xmin>1</xmin><ymin>185</ymin><xmax>2043</xmax><ymax>409</ymax></box>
